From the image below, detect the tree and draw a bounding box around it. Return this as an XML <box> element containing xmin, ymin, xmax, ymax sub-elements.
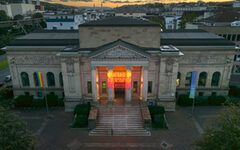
<box><xmin>0</xmin><ymin>106</ymin><xmax>36</xmax><ymax>150</ymax></box>
<box><xmin>0</xmin><ymin>10</ymin><xmax>9</xmax><ymax>21</ymax></box>
<box><xmin>149</xmin><ymin>18</ymin><xmax>166</xmax><ymax>29</ymax></box>
<box><xmin>193</xmin><ymin>103</ymin><xmax>240</xmax><ymax>150</ymax></box>
<box><xmin>31</xmin><ymin>12</ymin><xmax>46</xmax><ymax>28</ymax></box>
<box><xmin>179</xmin><ymin>13</ymin><xmax>197</xmax><ymax>29</ymax></box>
<box><xmin>14</xmin><ymin>14</ymin><xmax>24</xmax><ymax>20</ymax></box>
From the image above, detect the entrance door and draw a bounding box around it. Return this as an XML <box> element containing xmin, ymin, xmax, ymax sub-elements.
<box><xmin>114</xmin><ymin>83</ymin><xmax>125</xmax><ymax>98</ymax></box>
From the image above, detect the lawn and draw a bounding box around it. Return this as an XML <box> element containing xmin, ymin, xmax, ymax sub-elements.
<box><xmin>0</xmin><ymin>59</ymin><xmax>8</xmax><ymax>70</ymax></box>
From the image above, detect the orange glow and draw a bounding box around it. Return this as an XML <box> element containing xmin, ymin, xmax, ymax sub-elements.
<box><xmin>47</xmin><ymin>0</ymin><xmax>234</xmax><ymax>8</ymax></box>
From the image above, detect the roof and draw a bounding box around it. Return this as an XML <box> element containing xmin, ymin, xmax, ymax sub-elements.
<box><xmin>161</xmin><ymin>29</ymin><xmax>235</xmax><ymax>46</ymax></box>
<box><xmin>79</xmin><ymin>16</ymin><xmax>161</xmax><ymax>27</ymax></box>
<box><xmin>46</xmin><ymin>19</ymin><xmax>74</xmax><ymax>22</ymax></box>
<box><xmin>8</xmin><ymin>30</ymin><xmax>79</xmax><ymax>46</ymax></box>
<box><xmin>203</xmin><ymin>9</ymin><xmax>240</xmax><ymax>23</ymax></box>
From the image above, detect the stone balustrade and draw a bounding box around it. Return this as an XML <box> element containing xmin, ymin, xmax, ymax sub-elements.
<box><xmin>88</xmin><ymin>108</ymin><xmax>98</xmax><ymax>131</ymax></box>
<box><xmin>141</xmin><ymin>107</ymin><xmax>152</xmax><ymax>131</ymax></box>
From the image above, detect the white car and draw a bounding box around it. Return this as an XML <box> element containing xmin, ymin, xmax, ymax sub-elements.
<box><xmin>5</xmin><ymin>75</ymin><xmax>12</xmax><ymax>82</ymax></box>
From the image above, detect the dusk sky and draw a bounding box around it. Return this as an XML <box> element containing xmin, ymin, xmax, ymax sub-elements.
<box><xmin>43</xmin><ymin>0</ymin><xmax>232</xmax><ymax>8</ymax></box>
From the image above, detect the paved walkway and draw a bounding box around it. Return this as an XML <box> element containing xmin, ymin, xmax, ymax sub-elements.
<box><xmin>13</xmin><ymin>106</ymin><xmax>224</xmax><ymax>150</ymax></box>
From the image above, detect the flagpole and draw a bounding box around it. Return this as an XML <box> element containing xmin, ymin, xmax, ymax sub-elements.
<box><xmin>45</xmin><ymin>87</ymin><xmax>49</xmax><ymax>116</ymax></box>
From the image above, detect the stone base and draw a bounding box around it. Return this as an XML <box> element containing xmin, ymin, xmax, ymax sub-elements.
<box><xmin>156</xmin><ymin>101</ymin><xmax>176</xmax><ymax>112</ymax></box>
<box><xmin>64</xmin><ymin>101</ymin><xmax>82</xmax><ymax>112</ymax></box>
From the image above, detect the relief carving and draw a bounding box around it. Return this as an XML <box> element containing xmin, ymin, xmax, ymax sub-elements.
<box><xmin>94</xmin><ymin>46</ymin><xmax>145</xmax><ymax>59</ymax></box>
<box><xmin>179</xmin><ymin>55</ymin><xmax>224</xmax><ymax>64</ymax></box>
<box><xmin>165</xmin><ymin>58</ymin><xmax>175</xmax><ymax>73</ymax></box>
<box><xmin>13</xmin><ymin>55</ymin><xmax>60</xmax><ymax>65</ymax></box>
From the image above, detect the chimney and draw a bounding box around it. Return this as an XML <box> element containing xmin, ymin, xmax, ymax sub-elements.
<box><xmin>36</xmin><ymin>0</ymin><xmax>40</xmax><ymax>5</ymax></box>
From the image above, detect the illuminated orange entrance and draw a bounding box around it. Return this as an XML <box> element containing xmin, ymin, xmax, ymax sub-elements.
<box><xmin>107</xmin><ymin>66</ymin><xmax>131</xmax><ymax>99</ymax></box>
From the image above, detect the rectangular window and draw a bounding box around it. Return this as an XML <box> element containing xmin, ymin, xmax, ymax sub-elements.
<box><xmin>87</xmin><ymin>81</ymin><xmax>92</xmax><ymax>94</ymax></box>
<box><xmin>227</xmin><ymin>34</ymin><xmax>231</xmax><ymax>40</ymax></box>
<box><xmin>237</xmin><ymin>34</ymin><xmax>240</xmax><ymax>41</ymax></box>
<box><xmin>133</xmin><ymin>81</ymin><xmax>138</xmax><ymax>93</ymax></box>
<box><xmin>148</xmin><ymin>81</ymin><xmax>152</xmax><ymax>93</ymax></box>
<box><xmin>232</xmin><ymin>34</ymin><xmax>236</xmax><ymax>41</ymax></box>
<box><xmin>102</xmin><ymin>81</ymin><xmax>107</xmax><ymax>94</ymax></box>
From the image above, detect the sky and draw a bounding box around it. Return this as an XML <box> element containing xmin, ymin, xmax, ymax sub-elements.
<box><xmin>42</xmin><ymin>0</ymin><xmax>234</xmax><ymax>8</ymax></box>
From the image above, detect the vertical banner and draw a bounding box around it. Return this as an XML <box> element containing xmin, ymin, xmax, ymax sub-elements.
<box><xmin>189</xmin><ymin>71</ymin><xmax>197</xmax><ymax>99</ymax></box>
<box><xmin>37</xmin><ymin>72</ymin><xmax>44</xmax><ymax>87</ymax></box>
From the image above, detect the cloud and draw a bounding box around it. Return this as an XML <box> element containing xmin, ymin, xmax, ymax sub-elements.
<box><xmin>108</xmin><ymin>0</ymin><xmax>143</xmax><ymax>3</ymax></box>
<box><xmin>59</xmin><ymin>0</ymin><xmax>93</xmax><ymax>1</ymax></box>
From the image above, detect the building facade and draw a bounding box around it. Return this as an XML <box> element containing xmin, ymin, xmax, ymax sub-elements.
<box><xmin>4</xmin><ymin>17</ymin><xmax>237</xmax><ymax>112</ymax></box>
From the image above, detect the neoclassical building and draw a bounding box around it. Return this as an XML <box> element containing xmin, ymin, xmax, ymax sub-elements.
<box><xmin>4</xmin><ymin>17</ymin><xmax>237</xmax><ymax>111</ymax></box>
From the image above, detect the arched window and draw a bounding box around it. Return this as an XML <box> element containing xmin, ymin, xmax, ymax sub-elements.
<box><xmin>198</xmin><ymin>72</ymin><xmax>207</xmax><ymax>86</ymax></box>
<box><xmin>211</xmin><ymin>72</ymin><xmax>221</xmax><ymax>86</ymax></box>
<box><xmin>33</xmin><ymin>72</ymin><xmax>39</xmax><ymax>86</ymax></box>
<box><xmin>21</xmin><ymin>72</ymin><xmax>29</xmax><ymax>86</ymax></box>
<box><xmin>47</xmin><ymin>72</ymin><xmax>55</xmax><ymax>87</ymax></box>
<box><xmin>176</xmin><ymin>72</ymin><xmax>181</xmax><ymax>87</ymax></box>
<box><xmin>59</xmin><ymin>72</ymin><xmax>63</xmax><ymax>87</ymax></box>
<box><xmin>185</xmin><ymin>72</ymin><xmax>192</xmax><ymax>86</ymax></box>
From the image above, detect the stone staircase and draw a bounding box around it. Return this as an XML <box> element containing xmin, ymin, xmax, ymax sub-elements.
<box><xmin>89</xmin><ymin>106</ymin><xmax>151</xmax><ymax>136</ymax></box>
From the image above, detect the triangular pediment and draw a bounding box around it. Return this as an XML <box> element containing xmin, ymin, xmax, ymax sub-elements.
<box><xmin>89</xmin><ymin>40</ymin><xmax>151</xmax><ymax>59</ymax></box>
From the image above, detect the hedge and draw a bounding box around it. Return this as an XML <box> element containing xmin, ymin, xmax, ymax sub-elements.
<box><xmin>208</xmin><ymin>96</ymin><xmax>226</xmax><ymax>106</ymax></box>
<box><xmin>72</xmin><ymin>114</ymin><xmax>88</xmax><ymax>128</ymax></box>
<box><xmin>46</xmin><ymin>94</ymin><xmax>58</xmax><ymax>107</ymax></box>
<box><xmin>74</xmin><ymin>103</ymin><xmax>91</xmax><ymax>115</ymax></box>
<box><xmin>229</xmin><ymin>86</ymin><xmax>240</xmax><ymax>98</ymax></box>
<box><xmin>226</xmin><ymin>97</ymin><xmax>240</xmax><ymax>105</ymax></box>
<box><xmin>148</xmin><ymin>106</ymin><xmax>167</xmax><ymax>129</ymax></box>
<box><xmin>15</xmin><ymin>95</ymin><xmax>33</xmax><ymax>107</ymax></box>
<box><xmin>177</xmin><ymin>95</ymin><xmax>193</xmax><ymax>106</ymax></box>
<box><xmin>31</xmin><ymin>98</ymin><xmax>45</xmax><ymax>107</ymax></box>
<box><xmin>195</xmin><ymin>96</ymin><xmax>209</xmax><ymax>106</ymax></box>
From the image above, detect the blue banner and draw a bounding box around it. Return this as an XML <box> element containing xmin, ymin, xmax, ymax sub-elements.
<box><xmin>189</xmin><ymin>71</ymin><xmax>197</xmax><ymax>99</ymax></box>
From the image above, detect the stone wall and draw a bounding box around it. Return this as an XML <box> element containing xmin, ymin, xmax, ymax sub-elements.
<box><xmin>79</xmin><ymin>26</ymin><xmax>161</xmax><ymax>48</ymax></box>
<box><xmin>6</xmin><ymin>50</ymin><xmax>63</xmax><ymax>98</ymax></box>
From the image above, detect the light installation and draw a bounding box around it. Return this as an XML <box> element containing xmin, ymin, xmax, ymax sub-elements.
<box><xmin>107</xmin><ymin>71</ymin><xmax>131</xmax><ymax>88</ymax></box>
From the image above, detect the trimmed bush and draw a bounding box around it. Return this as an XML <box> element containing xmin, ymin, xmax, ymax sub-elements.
<box><xmin>0</xmin><ymin>97</ymin><xmax>14</xmax><ymax>108</ymax></box>
<box><xmin>74</xmin><ymin>103</ymin><xmax>91</xmax><ymax>115</ymax></box>
<box><xmin>153</xmin><ymin>114</ymin><xmax>167</xmax><ymax>128</ymax></box>
<box><xmin>31</xmin><ymin>99</ymin><xmax>45</xmax><ymax>107</ymax></box>
<box><xmin>15</xmin><ymin>95</ymin><xmax>33</xmax><ymax>107</ymax></box>
<box><xmin>58</xmin><ymin>98</ymin><xmax>64</xmax><ymax>107</ymax></box>
<box><xmin>227</xmin><ymin>97</ymin><xmax>240</xmax><ymax>105</ymax></box>
<box><xmin>229</xmin><ymin>86</ymin><xmax>240</xmax><ymax>98</ymax></box>
<box><xmin>195</xmin><ymin>96</ymin><xmax>209</xmax><ymax>106</ymax></box>
<box><xmin>177</xmin><ymin>94</ymin><xmax>193</xmax><ymax>106</ymax></box>
<box><xmin>148</xmin><ymin>106</ymin><xmax>165</xmax><ymax>116</ymax></box>
<box><xmin>46</xmin><ymin>94</ymin><xmax>58</xmax><ymax>107</ymax></box>
<box><xmin>208</xmin><ymin>96</ymin><xmax>226</xmax><ymax>106</ymax></box>
<box><xmin>72</xmin><ymin>114</ymin><xmax>88</xmax><ymax>128</ymax></box>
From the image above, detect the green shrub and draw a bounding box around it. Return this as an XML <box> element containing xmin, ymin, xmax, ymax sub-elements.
<box><xmin>15</xmin><ymin>95</ymin><xmax>33</xmax><ymax>107</ymax></box>
<box><xmin>227</xmin><ymin>97</ymin><xmax>240</xmax><ymax>105</ymax></box>
<box><xmin>74</xmin><ymin>103</ymin><xmax>91</xmax><ymax>115</ymax></box>
<box><xmin>148</xmin><ymin>106</ymin><xmax>165</xmax><ymax>116</ymax></box>
<box><xmin>152</xmin><ymin>114</ymin><xmax>167</xmax><ymax>129</ymax></box>
<box><xmin>0</xmin><ymin>97</ymin><xmax>14</xmax><ymax>108</ymax></box>
<box><xmin>31</xmin><ymin>99</ymin><xmax>45</xmax><ymax>107</ymax></box>
<box><xmin>58</xmin><ymin>98</ymin><xmax>64</xmax><ymax>107</ymax></box>
<box><xmin>46</xmin><ymin>94</ymin><xmax>58</xmax><ymax>107</ymax></box>
<box><xmin>208</xmin><ymin>96</ymin><xmax>226</xmax><ymax>106</ymax></box>
<box><xmin>195</xmin><ymin>96</ymin><xmax>209</xmax><ymax>106</ymax></box>
<box><xmin>229</xmin><ymin>86</ymin><xmax>240</xmax><ymax>98</ymax></box>
<box><xmin>177</xmin><ymin>94</ymin><xmax>193</xmax><ymax>106</ymax></box>
<box><xmin>0</xmin><ymin>87</ymin><xmax>13</xmax><ymax>99</ymax></box>
<box><xmin>0</xmin><ymin>50</ymin><xmax>6</xmax><ymax>55</ymax></box>
<box><xmin>72</xmin><ymin>114</ymin><xmax>88</xmax><ymax>128</ymax></box>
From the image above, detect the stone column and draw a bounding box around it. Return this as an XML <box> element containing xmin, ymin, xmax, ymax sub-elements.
<box><xmin>142</xmin><ymin>66</ymin><xmax>148</xmax><ymax>102</ymax></box>
<box><xmin>107</xmin><ymin>66</ymin><xmax>114</xmax><ymax>103</ymax></box>
<box><xmin>125</xmin><ymin>66</ymin><xmax>132</xmax><ymax>103</ymax></box>
<box><xmin>91</xmin><ymin>66</ymin><xmax>97</xmax><ymax>102</ymax></box>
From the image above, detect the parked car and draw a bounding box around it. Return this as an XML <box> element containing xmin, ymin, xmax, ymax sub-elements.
<box><xmin>4</xmin><ymin>75</ymin><xmax>12</xmax><ymax>82</ymax></box>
